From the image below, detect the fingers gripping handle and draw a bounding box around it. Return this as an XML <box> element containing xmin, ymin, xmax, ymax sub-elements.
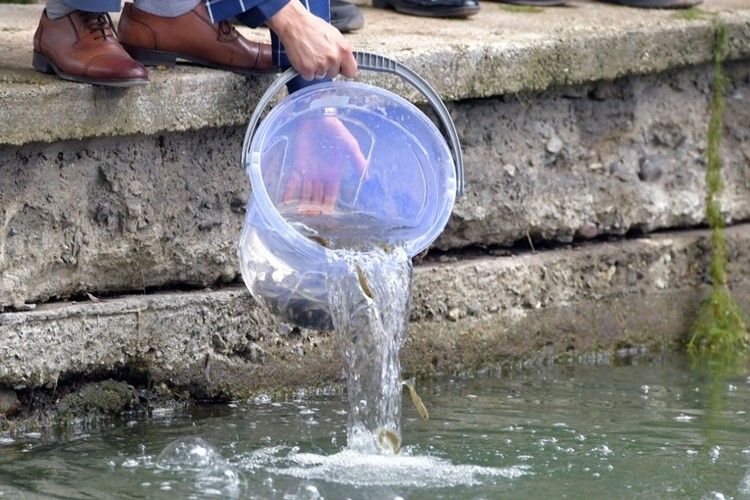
<box><xmin>241</xmin><ymin>51</ymin><xmax>464</xmax><ymax>197</ymax></box>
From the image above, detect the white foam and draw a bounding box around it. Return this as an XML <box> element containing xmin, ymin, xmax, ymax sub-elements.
<box><xmin>259</xmin><ymin>448</ymin><xmax>530</xmax><ymax>488</ymax></box>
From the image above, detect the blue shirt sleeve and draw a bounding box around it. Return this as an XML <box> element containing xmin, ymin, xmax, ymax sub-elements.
<box><xmin>205</xmin><ymin>0</ymin><xmax>289</xmax><ymax>25</ymax></box>
<box><xmin>206</xmin><ymin>0</ymin><xmax>332</xmax><ymax>93</ymax></box>
<box><xmin>233</xmin><ymin>0</ymin><xmax>290</xmax><ymax>27</ymax></box>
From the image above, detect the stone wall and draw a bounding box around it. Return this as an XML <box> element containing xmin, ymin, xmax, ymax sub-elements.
<box><xmin>2</xmin><ymin>62</ymin><xmax>749</xmax><ymax>311</ymax></box>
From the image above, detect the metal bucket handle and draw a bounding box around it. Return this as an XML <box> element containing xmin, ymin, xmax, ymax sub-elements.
<box><xmin>241</xmin><ymin>51</ymin><xmax>464</xmax><ymax>197</ymax></box>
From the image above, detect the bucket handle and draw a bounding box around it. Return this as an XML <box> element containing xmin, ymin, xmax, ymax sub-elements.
<box><xmin>241</xmin><ymin>51</ymin><xmax>464</xmax><ymax>197</ymax></box>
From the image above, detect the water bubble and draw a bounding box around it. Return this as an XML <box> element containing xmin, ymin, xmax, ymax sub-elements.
<box><xmin>674</xmin><ymin>414</ymin><xmax>695</xmax><ymax>422</ymax></box>
<box><xmin>196</xmin><ymin>465</ymin><xmax>245</xmax><ymax>495</ymax></box>
<box><xmin>151</xmin><ymin>407</ymin><xmax>175</xmax><ymax>418</ymax></box>
<box><xmin>710</xmin><ymin>446</ymin><xmax>721</xmax><ymax>463</ymax></box>
<box><xmin>157</xmin><ymin>437</ymin><xmax>247</xmax><ymax>496</ymax></box>
<box><xmin>701</xmin><ymin>492</ymin><xmax>728</xmax><ymax>500</ymax></box>
<box><xmin>283</xmin><ymin>482</ymin><xmax>323</xmax><ymax>499</ymax></box>
<box><xmin>254</xmin><ymin>394</ymin><xmax>272</xmax><ymax>404</ymax></box>
<box><xmin>738</xmin><ymin>468</ymin><xmax>750</xmax><ymax>495</ymax></box>
<box><xmin>591</xmin><ymin>445</ymin><xmax>613</xmax><ymax>457</ymax></box>
<box><xmin>156</xmin><ymin>437</ymin><xmax>222</xmax><ymax>471</ymax></box>
<box><xmin>122</xmin><ymin>458</ymin><xmax>139</xmax><ymax>468</ymax></box>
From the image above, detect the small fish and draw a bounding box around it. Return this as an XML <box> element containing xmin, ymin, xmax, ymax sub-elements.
<box><xmin>377</xmin><ymin>428</ymin><xmax>401</xmax><ymax>454</ymax></box>
<box><xmin>308</xmin><ymin>235</ymin><xmax>331</xmax><ymax>248</ymax></box>
<box><xmin>403</xmin><ymin>381</ymin><xmax>429</xmax><ymax>421</ymax></box>
<box><xmin>355</xmin><ymin>263</ymin><xmax>374</xmax><ymax>299</ymax></box>
<box><xmin>377</xmin><ymin>242</ymin><xmax>393</xmax><ymax>253</ymax></box>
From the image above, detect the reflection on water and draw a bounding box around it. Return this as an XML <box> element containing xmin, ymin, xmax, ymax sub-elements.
<box><xmin>2</xmin><ymin>354</ymin><xmax>750</xmax><ymax>499</ymax></box>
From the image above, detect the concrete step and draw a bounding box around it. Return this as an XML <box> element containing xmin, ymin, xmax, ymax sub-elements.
<box><xmin>2</xmin><ymin>224</ymin><xmax>749</xmax><ymax>394</ymax></box>
<box><xmin>0</xmin><ymin>3</ymin><xmax>749</xmax><ymax>399</ymax></box>
<box><xmin>1</xmin><ymin>3</ymin><xmax>749</xmax><ymax>144</ymax></box>
<box><xmin>1</xmin><ymin>3</ymin><xmax>748</xmax><ymax>309</ymax></box>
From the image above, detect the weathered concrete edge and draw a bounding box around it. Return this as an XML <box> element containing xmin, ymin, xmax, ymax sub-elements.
<box><xmin>1</xmin><ymin>10</ymin><xmax>748</xmax><ymax>146</ymax></box>
<box><xmin>2</xmin><ymin>224</ymin><xmax>749</xmax><ymax>396</ymax></box>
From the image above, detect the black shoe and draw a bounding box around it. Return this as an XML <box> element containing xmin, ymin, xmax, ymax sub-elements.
<box><xmin>331</xmin><ymin>0</ymin><xmax>365</xmax><ymax>32</ymax></box>
<box><xmin>597</xmin><ymin>0</ymin><xmax>701</xmax><ymax>7</ymax></box>
<box><xmin>491</xmin><ymin>0</ymin><xmax>567</xmax><ymax>5</ymax></box>
<box><xmin>372</xmin><ymin>0</ymin><xmax>479</xmax><ymax>18</ymax></box>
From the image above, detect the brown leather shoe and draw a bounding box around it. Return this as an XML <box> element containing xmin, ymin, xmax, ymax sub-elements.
<box><xmin>118</xmin><ymin>2</ymin><xmax>276</xmax><ymax>75</ymax></box>
<box><xmin>32</xmin><ymin>10</ymin><xmax>149</xmax><ymax>87</ymax></box>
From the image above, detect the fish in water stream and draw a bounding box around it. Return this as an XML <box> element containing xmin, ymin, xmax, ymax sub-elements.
<box><xmin>355</xmin><ymin>263</ymin><xmax>375</xmax><ymax>299</ymax></box>
<box><xmin>403</xmin><ymin>381</ymin><xmax>429</xmax><ymax>421</ymax></box>
<box><xmin>377</xmin><ymin>428</ymin><xmax>401</xmax><ymax>454</ymax></box>
<box><xmin>307</xmin><ymin>234</ymin><xmax>331</xmax><ymax>248</ymax></box>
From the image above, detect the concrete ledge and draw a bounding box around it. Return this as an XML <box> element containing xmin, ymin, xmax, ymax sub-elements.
<box><xmin>2</xmin><ymin>2</ymin><xmax>750</xmax><ymax>404</ymax></box>
<box><xmin>0</xmin><ymin>2</ymin><xmax>749</xmax><ymax>145</ymax></box>
<box><xmin>2</xmin><ymin>225</ymin><xmax>749</xmax><ymax>395</ymax></box>
<box><xmin>2</xmin><ymin>59</ymin><xmax>749</xmax><ymax>309</ymax></box>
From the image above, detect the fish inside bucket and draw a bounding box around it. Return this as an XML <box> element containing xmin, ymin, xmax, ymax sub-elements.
<box><xmin>239</xmin><ymin>77</ymin><xmax>458</xmax><ymax>330</ymax></box>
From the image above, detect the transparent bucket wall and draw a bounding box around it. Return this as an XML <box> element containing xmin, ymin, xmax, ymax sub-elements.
<box><xmin>238</xmin><ymin>82</ymin><xmax>456</xmax><ymax>330</ymax></box>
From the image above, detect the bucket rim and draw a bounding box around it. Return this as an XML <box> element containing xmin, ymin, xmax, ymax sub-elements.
<box><xmin>244</xmin><ymin>80</ymin><xmax>456</xmax><ymax>258</ymax></box>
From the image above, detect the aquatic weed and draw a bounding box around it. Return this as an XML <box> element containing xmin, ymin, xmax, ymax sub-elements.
<box><xmin>687</xmin><ymin>21</ymin><xmax>749</xmax><ymax>357</ymax></box>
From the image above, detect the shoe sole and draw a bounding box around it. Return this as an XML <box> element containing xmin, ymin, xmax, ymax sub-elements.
<box><xmin>372</xmin><ymin>0</ymin><xmax>479</xmax><ymax>17</ymax></box>
<box><xmin>494</xmin><ymin>0</ymin><xmax>568</xmax><ymax>5</ymax></box>
<box><xmin>599</xmin><ymin>0</ymin><xmax>702</xmax><ymax>7</ymax></box>
<box><xmin>32</xmin><ymin>51</ymin><xmax>149</xmax><ymax>88</ymax></box>
<box><xmin>122</xmin><ymin>45</ymin><xmax>280</xmax><ymax>76</ymax></box>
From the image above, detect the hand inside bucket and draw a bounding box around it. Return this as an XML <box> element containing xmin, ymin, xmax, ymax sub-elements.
<box><xmin>283</xmin><ymin>116</ymin><xmax>368</xmax><ymax>216</ymax></box>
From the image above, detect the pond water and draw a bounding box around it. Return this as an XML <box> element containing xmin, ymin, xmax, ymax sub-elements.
<box><xmin>2</xmin><ymin>354</ymin><xmax>750</xmax><ymax>499</ymax></box>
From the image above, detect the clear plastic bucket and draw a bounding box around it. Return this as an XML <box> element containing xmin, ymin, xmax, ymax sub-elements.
<box><xmin>238</xmin><ymin>52</ymin><xmax>463</xmax><ymax>330</ymax></box>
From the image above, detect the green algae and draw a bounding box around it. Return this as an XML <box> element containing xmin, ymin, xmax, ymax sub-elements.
<box><xmin>500</xmin><ymin>5</ymin><xmax>543</xmax><ymax>14</ymax></box>
<box><xmin>687</xmin><ymin>22</ymin><xmax>749</xmax><ymax>359</ymax></box>
<box><xmin>56</xmin><ymin>380</ymin><xmax>138</xmax><ymax>418</ymax></box>
<box><xmin>673</xmin><ymin>8</ymin><xmax>710</xmax><ymax>21</ymax></box>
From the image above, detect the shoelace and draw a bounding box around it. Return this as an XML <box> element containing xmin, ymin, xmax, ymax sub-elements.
<box><xmin>80</xmin><ymin>12</ymin><xmax>117</xmax><ymax>41</ymax></box>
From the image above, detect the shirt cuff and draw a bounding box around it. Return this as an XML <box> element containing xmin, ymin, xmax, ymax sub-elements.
<box><xmin>234</xmin><ymin>0</ymin><xmax>290</xmax><ymax>28</ymax></box>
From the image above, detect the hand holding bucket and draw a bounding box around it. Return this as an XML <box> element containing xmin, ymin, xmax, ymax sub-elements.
<box><xmin>282</xmin><ymin>115</ymin><xmax>368</xmax><ymax>216</ymax></box>
<box><xmin>239</xmin><ymin>52</ymin><xmax>464</xmax><ymax>330</ymax></box>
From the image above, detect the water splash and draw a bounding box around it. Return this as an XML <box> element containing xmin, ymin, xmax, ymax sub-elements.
<box><xmin>262</xmin><ymin>447</ymin><xmax>530</xmax><ymax>488</ymax></box>
<box><xmin>326</xmin><ymin>247</ymin><xmax>413</xmax><ymax>454</ymax></box>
